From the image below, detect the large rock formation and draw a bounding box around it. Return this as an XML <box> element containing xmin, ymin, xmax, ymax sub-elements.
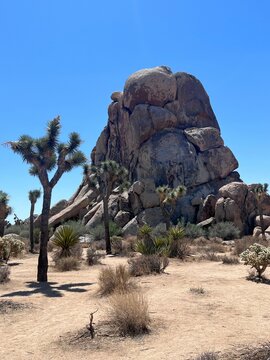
<box><xmin>49</xmin><ymin>66</ymin><xmax>241</xmax><ymax>233</ymax></box>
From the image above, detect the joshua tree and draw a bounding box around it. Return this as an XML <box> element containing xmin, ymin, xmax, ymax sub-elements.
<box><xmin>6</xmin><ymin>116</ymin><xmax>86</xmax><ymax>282</ymax></box>
<box><xmin>156</xmin><ymin>185</ymin><xmax>186</xmax><ymax>230</ymax></box>
<box><xmin>28</xmin><ymin>189</ymin><xmax>41</xmax><ymax>253</ymax></box>
<box><xmin>0</xmin><ymin>191</ymin><xmax>12</xmax><ymax>237</ymax></box>
<box><xmin>84</xmin><ymin>160</ymin><xmax>129</xmax><ymax>254</ymax></box>
<box><xmin>252</xmin><ymin>183</ymin><xmax>269</xmax><ymax>242</ymax></box>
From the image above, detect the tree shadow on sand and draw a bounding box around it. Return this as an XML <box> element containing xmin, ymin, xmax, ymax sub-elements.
<box><xmin>1</xmin><ymin>281</ymin><xmax>95</xmax><ymax>298</ymax></box>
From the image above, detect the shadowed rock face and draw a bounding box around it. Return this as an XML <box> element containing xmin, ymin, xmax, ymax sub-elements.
<box><xmin>49</xmin><ymin>66</ymin><xmax>241</xmax><ymax>232</ymax></box>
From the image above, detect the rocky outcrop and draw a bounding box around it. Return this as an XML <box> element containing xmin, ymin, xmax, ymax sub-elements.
<box><xmin>49</xmin><ymin>66</ymin><xmax>241</xmax><ymax>233</ymax></box>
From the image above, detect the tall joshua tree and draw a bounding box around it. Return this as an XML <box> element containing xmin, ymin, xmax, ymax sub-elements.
<box><xmin>6</xmin><ymin>117</ymin><xmax>86</xmax><ymax>281</ymax></box>
<box><xmin>28</xmin><ymin>189</ymin><xmax>41</xmax><ymax>253</ymax></box>
<box><xmin>253</xmin><ymin>183</ymin><xmax>269</xmax><ymax>242</ymax></box>
<box><xmin>84</xmin><ymin>160</ymin><xmax>129</xmax><ymax>254</ymax></box>
<box><xmin>0</xmin><ymin>191</ymin><xmax>12</xmax><ymax>237</ymax></box>
<box><xmin>156</xmin><ymin>185</ymin><xmax>187</xmax><ymax>230</ymax></box>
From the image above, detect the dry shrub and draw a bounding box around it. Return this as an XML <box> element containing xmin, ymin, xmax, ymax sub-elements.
<box><xmin>169</xmin><ymin>236</ymin><xmax>191</xmax><ymax>259</ymax></box>
<box><xmin>233</xmin><ymin>236</ymin><xmax>267</xmax><ymax>256</ymax></box>
<box><xmin>98</xmin><ymin>265</ymin><xmax>135</xmax><ymax>296</ymax></box>
<box><xmin>0</xmin><ymin>265</ymin><xmax>10</xmax><ymax>283</ymax></box>
<box><xmin>111</xmin><ymin>236</ymin><xmax>123</xmax><ymax>254</ymax></box>
<box><xmin>55</xmin><ymin>256</ymin><xmax>80</xmax><ymax>271</ymax></box>
<box><xmin>128</xmin><ymin>255</ymin><xmax>169</xmax><ymax>276</ymax></box>
<box><xmin>190</xmin><ymin>287</ymin><xmax>206</xmax><ymax>295</ymax></box>
<box><xmin>221</xmin><ymin>255</ymin><xmax>240</xmax><ymax>265</ymax></box>
<box><xmin>94</xmin><ymin>240</ymin><xmax>106</xmax><ymax>251</ymax></box>
<box><xmin>194</xmin><ymin>352</ymin><xmax>219</xmax><ymax>360</ymax></box>
<box><xmin>205</xmin><ymin>242</ymin><xmax>226</xmax><ymax>253</ymax></box>
<box><xmin>86</xmin><ymin>247</ymin><xmax>104</xmax><ymax>266</ymax></box>
<box><xmin>109</xmin><ymin>292</ymin><xmax>150</xmax><ymax>336</ymax></box>
<box><xmin>199</xmin><ymin>252</ymin><xmax>222</xmax><ymax>262</ymax></box>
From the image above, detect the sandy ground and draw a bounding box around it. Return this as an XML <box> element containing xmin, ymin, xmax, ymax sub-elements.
<box><xmin>1</xmin><ymin>253</ymin><xmax>270</xmax><ymax>360</ymax></box>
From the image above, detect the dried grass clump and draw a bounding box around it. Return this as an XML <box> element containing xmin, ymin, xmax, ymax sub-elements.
<box><xmin>98</xmin><ymin>265</ymin><xmax>135</xmax><ymax>296</ymax></box>
<box><xmin>233</xmin><ymin>236</ymin><xmax>266</xmax><ymax>256</ymax></box>
<box><xmin>0</xmin><ymin>265</ymin><xmax>10</xmax><ymax>283</ymax></box>
<box><xmin>55</xmin><ymin>256</ymin><xmax>80</xmax><ymax>271</ymax></box>
<box><xmin>109</xmin><ymin>292</ymin><xmax>150</xmax><ymax>336</ymax></box>
<box><xmin>128</xmin><ymin>255</ymin><xmax>169</xmax><ymax>276</ymax></box>
<box><xmin>194</xmin><ymin>352</ymin><xmax>219</xmax><ymax>360</ymax></box>
<box><xmin>221</xmin><ymin>255</ymin><xmax>240</xmax><ymax>265</ymax></box>
<box><xmin>86</xmin><ymin>247</ymin><xmax>104</xmax><ymax>266</ymax></box>
<box><xmin>190</xmin><ymin>286</ymin><xmax>206</xmax><ymax>295</ymax></box>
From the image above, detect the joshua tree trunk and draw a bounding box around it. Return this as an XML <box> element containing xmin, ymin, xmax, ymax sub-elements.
<box><xmin>37</xmin><ymin>187</ymin><xmax>52</xmax><ymax>282</ymax></box>
<box><xmin>258</xmin><ymin>205</ymin><xmax>266</xmax><ymax>242</ymax></box>
<box><xmin>29</xmin><ymin>202</ymin><xmax>35</xmax><ymax>253</ymax></box>
<box><xmin>103</xmin><ymin>196</ymin><xmax>111</xmax><ymax>255</ymax></box>
<box><xmin>0</xmin><ymin>219</ymin><xmax>5</xmax><ymax>237</ymax></box>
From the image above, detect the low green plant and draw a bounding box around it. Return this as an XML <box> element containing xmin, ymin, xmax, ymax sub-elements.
<box><xmin>185</xmin><ymin>223</ymin><xmax>206</xmax><ymax>238</ymax></box>
<box><xmin>52</xmin><ymin>225</ymin><xmax>80</xmax><ymax>258</ymax></box>
<box><xmin>240</xmin><ymin>243</ymin><xmax>270</xmax><ymax>278</ymax></box>
<box><xmin>90</xmin><ymin>221</ymin><xmax>122</xmax><ymax>241</ymax></box>
<box><xmin>63</xmin><ymin>220</ymin><xmax>89</xmax><ymax>236</ymax></box>
<box><xmin>208</xmin><ymin>222</ymin><xmax>240</xmax><ymax>240</ymax></box>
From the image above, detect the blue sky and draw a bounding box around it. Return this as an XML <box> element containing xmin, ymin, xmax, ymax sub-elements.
<box><xmin>0</xmin><ymin>0</ymin><xmax>269</xmax><ymax>221</ymax></box>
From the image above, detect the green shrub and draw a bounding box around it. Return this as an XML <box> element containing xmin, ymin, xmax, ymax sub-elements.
<box><xmin>0</xmin><ymin>265</ymin><xmax>10</xmax><ymax>283</ymax></box>
<box><xmin>240</xmin><ymin>243</ymin><xmax>270</xmax><ymax>278</ymax></box>
<box><xmin>52</xmin><ymin>225</ymin><xmax>80</xmax><ymax>258</ymax></box>
<box><xmin>63</xmin><ymin>220</ymin><xmax>89</xmax><ymax>237</ymax></box>
<box><xmin>0</xmin><ymin>236</ymin><xmax>25</xmax><ymax>263</ymax></box>
<box><xmin>208</xmin><ymin>222</ymin><xmax>240</xmax><ymax>240</ymax></box>
<box><xmin>128</xmin><ymin>255</ymin><xmax>169</xmax><ymax>276</ymax></box>
<box><xmin>90</xmin><ymin>221</ymin><xmax>122</xmax><ymax>241</ymax></box>
<box><xmin>55</xmin><ymin>256</ymin><xmax>80</xmax><ymax>271</ymax></box>
<box><xmin>98</xmin><ymin>265</ymin><xmax>135</xmax><ymax>296</ymax></box>
<box><xmin>109</xmin><ymin>292</ymin><xmax>150</xmax><ymax>336</ymax></box>
<box><xmin>185</xmin><ymin>223</ymin><xmax>206</xmax><ymax>238</ymax></box>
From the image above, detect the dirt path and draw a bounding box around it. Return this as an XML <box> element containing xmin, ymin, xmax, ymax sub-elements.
<box><xmin>1</xmin><ymin>254</ymin><xmax>270</xmax><ymax>360</ymax></box>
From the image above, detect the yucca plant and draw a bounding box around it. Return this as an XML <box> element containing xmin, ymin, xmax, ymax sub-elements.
<box><xmin>0</xmin><ymin>191</ymin><xmax>12</xmax><ymax>237</ymax></box>
<box><xmin>52</xmin><ymin>225</ymin><xmax>80</xmax><ymax>258</ymax></box>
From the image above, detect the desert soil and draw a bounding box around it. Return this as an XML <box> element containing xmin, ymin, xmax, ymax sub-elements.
<box><xmin>1</xmin><ymin>253</ymin><xmax>270</xmax><ymax>360</ymax></box>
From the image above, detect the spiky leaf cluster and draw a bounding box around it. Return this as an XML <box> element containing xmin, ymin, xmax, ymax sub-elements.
<box><xmin>28</xmin><ymin>189</ymin><xmax>41</xmax><ymax>204</ymax></box>
<box><xmin>156</xmin><ymin>185</ymin><xmax>186</xmax><ymax>206</ymax></box>
<box><xmin>52</xmin><ymin>225</ymin><xmax>80</xmax><ymax>258</ymax></box>
<box><xmin>6</xmin><ymin>117</ymin><xmax>86</xmax><ymax>187</ymax></box>
<box><xmin>84</xmin><ymin>160</ymin><xmax>129</xmax><ymax>197</ymax></box>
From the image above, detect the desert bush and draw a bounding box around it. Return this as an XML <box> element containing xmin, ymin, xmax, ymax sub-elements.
<box><xmin>0</xmin><ymin>236</ymin><xmax>25</xmax><ymax>263</ymax></box>
<box><xmin>208</xmin><ymin>222</ymin><xmax>240</xmax><ymax>240</ymax></box>
<box><xmin>122</xmin><ymin>236</ymin><xmax>137</xmax><ymax>256</ymax></box>
<box><xmin>185</xmin><ymin>223</ymin><xmax>206</xmax><ymax>238</ymax></box>
<box><xmin>0</xmin><ymin>265</ymin><xmax>10</xmax><ymax>283</ymax></box>
<box><xmin>205</xmin><ymin>242</ymin><xmax>226</xmax><ymax>253</ymax></box>
<box><xmin>98</xmin><ymin>265</ymin><xmax>135</xmax><ymax>296</ymax></box>
<box><xmin>52</xmin><ymin>225</ymin><xmax>80</xmax><ymax>258</ymax></box>
<box><xmin>190</xmin><ymin>286</ymin><xmax>206</xmax><ymax>295</ymax></box>
<box><xmin>63</xmin><ymin>220</ymin><xmax>89</xmax><ymax>236</ymax></box>
<box><xmin>221</xmin><ymin>255</ymin><xmax>240</xmax><ymax>265</ymax></box>
<box><xmin>199</xmin><ymin>251</ymin><xmax>222</xmax><ymax>262</ymax></box>
<box><xmin>111</xmin><ymin>236</ymin><xmax>123</xmax><ymax>254</ymax></box>
<box><xmin>86</xmin><ymin>246</ymin><xmax>104</xmax><ymax>266</ymax></box>
<box><xmin>54</xmin><ymin>256</ymin><xmax>80</xmax><ymax>271</ymax></box>
<box><xmin>233</xmin><ymin>236</ymin><xmax>266</xmax><ymax>256</ymax></box>
<box><xmin>128</xmin><ymin>255</ymin><xmax>169</xmax><ymax>276</ymax></box>
<box><xmin>240</xmin><ymin>243</ymin><xmax>270</xmax><ymax>278</ymax></box>
<box><xmin>109</xmin><ymin>292</ymin><xmax>150</xmax><ymax>336</ymax></box>
<box><xmin>194</xmin><ymin>352</ymin><xmax>219</xmax><ymax>360</ymax></box>
<box><xmin>90</xmin><ymin>221</ymin><xmax>122</xmax><ymax>241</ymax></box>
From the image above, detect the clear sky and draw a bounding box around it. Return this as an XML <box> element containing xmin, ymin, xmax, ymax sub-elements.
<box><xmin>0</xmin><ymin>0</ymin><xmax>269</xmax><ymax>222</ymax></box>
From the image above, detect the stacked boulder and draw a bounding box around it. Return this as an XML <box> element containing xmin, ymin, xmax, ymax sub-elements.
<box><xmin>49</xmin><ymin>66</ymin><xmax>244</xmax><ymax>235</ymax></box>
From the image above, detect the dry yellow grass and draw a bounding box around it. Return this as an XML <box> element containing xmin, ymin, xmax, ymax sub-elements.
<box><xmin>1</xmin><ymin>252</ymin><xmax>270</xmax><ymax>359</ymax></box>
